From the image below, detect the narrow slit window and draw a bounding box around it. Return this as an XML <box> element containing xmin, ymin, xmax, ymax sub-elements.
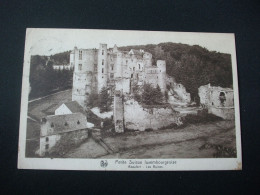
<box><xmin>78</xmin><ymin>64</ymin><xmax>82</xmax><ymax>71</ymax></box>
<box><xmin>79</xmin><ymin>50</ymin><xmax>82</xmax><ymax>60</ymax></box>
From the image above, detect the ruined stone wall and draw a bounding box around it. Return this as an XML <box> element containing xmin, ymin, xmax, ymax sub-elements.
<box><xmin>208</xmin><ymin>107</ymin><xmax>235</xmax><ymax>120</ymax></box>
<box><xmin>124</xmin><ymin>99</ymin><xmax>179</xmax><ymax>131</ymax></box>
<box><xmin>209</xmin><ymin>89</ymin><xmax>234</xmax><ymax>108</ymax></box>
<box><xmin>157</xmin><ymin>60</ymin><xmax>166</xmax><ymax>92</ymax></box>
<box><xmin>107</xmin><ymin>53</ymin><xmax>117</xmax><ymax>80</ymax></box>
<box><xmin>143</xmin><ymin>52</ymin><xmax>152</xmax><ymax>67</ymax></box>
<box><xmin>113</xmin><ymin>92</ymin><xmax>124</xmax><ymax>133</ymax></box>
<box><xmin>173</xmin><ymin>83</ymin><xmax>191</xmax><ymax>103</ymax></box>
<box><xmin>144</xmin><ymin>67</ymin><xmax>159</xmax><ymax>87</ymax></box>
<box><xmin>69</xmin><ymin>53</ymin><xmax>74</xmax><ymax>67</ymax></box>
<box><xmin>115</xmin><ymin>78</ymin><xmax>130</xmax><ymax>94</ymax></box>
<box><xmin>198</xmin><ymin>84</ymin><xmax>210</xmax><ymax>107</ymax></box>
<box><xmin>115</xmin><ymin>52</ymin><xmax>123</xmax><ymax>78</ymax></box>
<box><xmin>198</xmin><ymin>84</ymin><xmax>234</xmax><ymax>119</ymax></box>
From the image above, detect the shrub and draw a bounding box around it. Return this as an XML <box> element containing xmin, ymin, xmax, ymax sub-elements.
<box><xmin>183</xmin><ymin>110</ymin><xmax>222</xmax><ymax>124</ymax></box>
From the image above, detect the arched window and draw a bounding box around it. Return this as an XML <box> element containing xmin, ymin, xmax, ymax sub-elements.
<box><xmin>139</xmin><ymin>64</ymin><xmax>140</xmax><ymax>69</ymax></box>
<box><xmin>77</xmin><ymin>120</ymin><xmax>80</xmax><ymax>125</ymax></box>
<box><xmin>46</xmin><ymin>137</ymin><xmax>49</xmax><ymax>142</ymax></box>
<box><xmin>102</xmin><ymin>59</ymin><xmax>104</xmax><ymax>65</ymax></box>
<box><xmin>219</xmin><ymin>92</ymin><xmax>226</xmax><ymax>106</ymax></box>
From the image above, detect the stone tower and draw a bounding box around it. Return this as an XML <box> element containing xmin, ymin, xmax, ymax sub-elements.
<box><xmin>97</xmin><ymin>43</ymin><xmax>108</xmax><ymax>92</ymax></box>
<box><xmin>143</xmin><ymin>52</ymin><xmax>152</xmax><ymax>67</ymax></box>
<box><xmin>157</xmin><ymin>60</ymin><xmax>166</xmax><ymax>92</ymax></box>
<box><xmin>72</xmin><ymin>47</ymin><xmax>96</xmax><ymax>108</ymax></box>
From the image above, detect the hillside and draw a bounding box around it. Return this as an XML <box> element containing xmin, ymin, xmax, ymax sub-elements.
<box><xmin>119</xmin><ymin>43</ymin><xmax>233</xmax><ymax>102</ymax></box>
<box><xmin>29</xmin><ymin>55</ymin><xmax>73</xmax><ymax>99</ymax></box>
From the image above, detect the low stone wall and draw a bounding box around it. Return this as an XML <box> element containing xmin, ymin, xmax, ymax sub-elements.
<box><xmin>124</xmin><ymin>100</ymin><xmax>179</xmax><ymax>131</ymax></box>
<box><xmin>209</xmin><ymin>107</ymin><xmax>235</xmax><ymax>120</ymax></box>
<box><xmin>40</xmin><ymin>128</ymin><xmax>89</xmax><ymax>156</ymax></box>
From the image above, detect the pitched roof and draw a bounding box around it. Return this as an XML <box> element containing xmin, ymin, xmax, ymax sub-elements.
<box><xmin>129</xmin><ymin>49</ymin><xmax>143</xmax><ymax>56</ymax></box>
<box><xmin>64</xmin><ymin>101</ymin><xmax>85</xmax><ymax>114</ymax></box>
<box><xmin>43</xmin><ymin>113</ymin><xmax>88</xmax><ymax>135</ymax></box>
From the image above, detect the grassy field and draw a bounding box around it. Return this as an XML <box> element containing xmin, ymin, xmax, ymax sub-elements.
<box><xmin>28</xmin><ymin>89</ymin><xmax>72</xmax><ymax>121</ymax></box>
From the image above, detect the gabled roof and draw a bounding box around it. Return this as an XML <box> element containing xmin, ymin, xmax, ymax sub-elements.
<box><xmin>63</xmin><ymin>101</ymin><xmax>85</xmax><ymax>114</ymax></box>
<box><xmin>42</xmin><ymin>113</ymin><xmax>88</xmax><ymax>135</ymax></box>
<box><xmin>129</xmin><ymin>49</ymin><xmax>143</xmax><ymax>56</ymax></box>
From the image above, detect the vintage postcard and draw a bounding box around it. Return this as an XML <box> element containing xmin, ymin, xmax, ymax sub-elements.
<box><xmin>18</xmin><ymin>28</ymin><xmax>242</xmax><ymax>170</ymax></box>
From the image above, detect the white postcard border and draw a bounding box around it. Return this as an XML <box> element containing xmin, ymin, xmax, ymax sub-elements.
<box><xmin>18</xmin><ymin>28</ymin><xmax>242</xmax><ymax>171</ymax></box>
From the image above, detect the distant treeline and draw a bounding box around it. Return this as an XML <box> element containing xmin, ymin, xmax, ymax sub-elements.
<box><xmin>29</xmin><ymin>55</ymin><xmax>73</xmax><ymax>99</ymax></box>
<box><xmin>119</xmin><ymin>43</ymin><xmax>233</xmax><ymax>102</ymax></box>
<box><xmin>50</xmin><ymin>51</ymin><xmax>71</xmax><ymax>65</ymax></box>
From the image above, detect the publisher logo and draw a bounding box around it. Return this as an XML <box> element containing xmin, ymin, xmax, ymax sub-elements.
<box><xmin>100</xmin><ymin>160</ymin><xmax>108</xmax><ymax>168</ymax></box>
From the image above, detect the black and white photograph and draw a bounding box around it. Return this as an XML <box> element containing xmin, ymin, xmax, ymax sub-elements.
<box><xmin>18</xmin><ymin>28</ymin><xmax>242</xmax><ymax>170</ymax></box>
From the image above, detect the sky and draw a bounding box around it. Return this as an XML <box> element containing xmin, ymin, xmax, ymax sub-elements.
<box><xmin>25</xmin><ymin>28</ymin><xmax>236</xmax><ymax>56</ymax></box>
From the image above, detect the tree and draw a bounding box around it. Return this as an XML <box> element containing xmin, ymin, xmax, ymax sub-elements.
<box><xmin>88</xmin><ymin>93</ymin><xmax>99</xmax><ymax>108</ymax></box>
<box><xmin>132</xmin><ymin>83</ymin><xmax>142</xmax><ymax>102</ymax></box>
<box><xmin>99</xmin><ymin>87</ymin><xmax>111</xmax><ymax>112</ymax></box>
<box><xmin>142</xmin><ymin>83</ymin><xmax>154</xmax><ymax>105</ymax></box>
<box><xmin>142</xmin><ymin>83</ymin><xmax>164</xmax><ymax>105</ymax></box>
<box><xmin>154</xmin><ymin>85</ymin><xmax>163</xmax><ymax>104</ymax></box>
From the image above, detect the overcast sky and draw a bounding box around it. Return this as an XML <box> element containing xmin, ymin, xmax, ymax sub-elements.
<box><xmin>26</xmin><ymin>28</ymin><xmax>235</xmax><ymax>56</ymax></box>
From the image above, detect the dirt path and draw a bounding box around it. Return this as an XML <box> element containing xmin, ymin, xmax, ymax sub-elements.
<box><xmin>65</xmin><ymin>120</ymin><xmax>236</xmax><ymax>158</ymax></box>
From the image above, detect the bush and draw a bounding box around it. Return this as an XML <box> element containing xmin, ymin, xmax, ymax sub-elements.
<box><xmin>183</xmin><ymin>110</ymin><xmax>222</xmax><ymax>124</ymax></box>
<box><xmin>88</xmin><ymin>93</ymin><xmax>99</xmax><ymax>108</ymax></box>
<box><xmin>102</xmin><ymin>118</ymin><xmax>114</xmax><ymax>131</ymax></box>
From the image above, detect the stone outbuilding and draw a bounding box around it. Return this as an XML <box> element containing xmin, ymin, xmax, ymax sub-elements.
<box><xmin>39</xmin><ymin>113</ymin><xmax>89</xmax><ymax>156</ymax></box>
<box><xmin>198</xmin><ymin>84</ymin><xmax>234</xmax><ymax>120</ymax></box>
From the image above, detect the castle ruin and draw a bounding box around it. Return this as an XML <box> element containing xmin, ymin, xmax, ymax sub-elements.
<box><xmin>70</xmin><ymin>43</ymin><xmax>167</xmax><ymax>108</ymax></box>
